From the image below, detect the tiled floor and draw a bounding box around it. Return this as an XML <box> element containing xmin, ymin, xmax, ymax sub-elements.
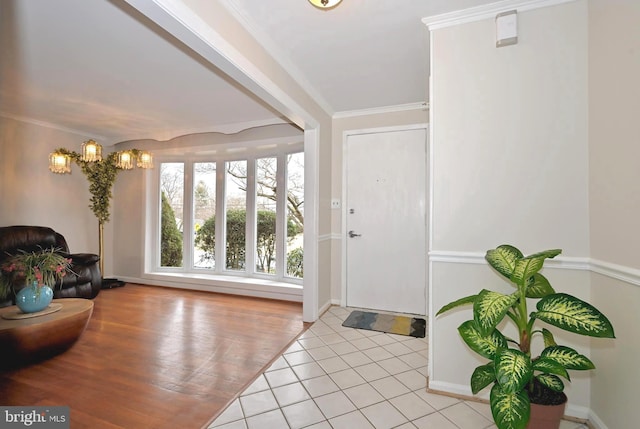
<box><xmin>208</xmin><ymin>306</ymin><xmax>589</xmax><ymax>429</ymax></box>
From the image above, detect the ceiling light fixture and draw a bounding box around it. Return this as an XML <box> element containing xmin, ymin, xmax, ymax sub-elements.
<box><xmin>308</xmin><ymin>0</ymin><xmax>342</xmax><ymax>10</ymax></box>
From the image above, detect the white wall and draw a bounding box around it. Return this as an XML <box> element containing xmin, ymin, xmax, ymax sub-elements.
<box><xmin>0</xmin><ymin>116</ymin><xmax>97</xmax><ymax>253</ymax></box>
<box><xmin>427</xmin><ymin>0</ymin><xmax>593</xmax><ymax>417</ymax></box>
<box><xmin>588</xmin><ymin>1</ymin><xmax>640</xmax><ymax>427</ymax></box>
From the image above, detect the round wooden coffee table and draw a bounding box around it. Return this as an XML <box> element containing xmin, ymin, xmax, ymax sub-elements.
<box><xmin>0</xmin><ymin>298</ymin><xmax>93</xmax><ymax>368</ymax></box>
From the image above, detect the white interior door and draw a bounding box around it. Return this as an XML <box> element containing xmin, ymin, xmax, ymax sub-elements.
<box><xmin>345</xmin><ymin>127</ymin><xmax>427</xmax><ymax>315</ymax></box>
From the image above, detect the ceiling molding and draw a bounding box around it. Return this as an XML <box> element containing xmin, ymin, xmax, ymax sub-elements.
<box><xmin>422</xmin><ymin>0</ymin><xmax>577</xmax><ymax>30</ymax></box>
<box><xmin>333</xmin><ymin>102</ymin><xmax>428</xmax><ymax>119</ymax></box>
<box><xmin>0</xmin><ymin>112</ymin><xmax>107</xmax><ymax>142</ymax></box>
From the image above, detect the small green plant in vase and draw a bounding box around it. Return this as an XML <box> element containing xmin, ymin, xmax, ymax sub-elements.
<box><xmin>437</xmin><ymin>245</ymin><xmax>615</xmax><ymax>429</ymax></box>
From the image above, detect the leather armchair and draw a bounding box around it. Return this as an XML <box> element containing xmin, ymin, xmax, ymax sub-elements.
<box><xmin>0</xmin><ymin>226</ymin><xmax>101</xmax><ymax>300</ymax></box>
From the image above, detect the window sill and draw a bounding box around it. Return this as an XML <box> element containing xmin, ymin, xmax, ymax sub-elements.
<box><xmin>119</xmin><ymin>272</ymin><xmax>303</xmax><ymax>302</ymax></box>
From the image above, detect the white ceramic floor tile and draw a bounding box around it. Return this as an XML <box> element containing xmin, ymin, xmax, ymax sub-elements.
<box><xmin>314</xmin><ymin>391</ymin><xmax>357</xmax><ymax>419</ymax></box>
<box><xmin>464</xmin><ymin>400</ymin><xmax>493</xmax><ymax>421</ymax></box>
<box><xmin>360</xmin><ymin>400</ymin><xmax>409</xmax><ymax>429</ymax></box>
<box><xmin>339</xmin><ymin>351</ymin><xmax>373</xmax><ymax>367</ymax></box>
<box><xmin>389</xmin><ymin>392</ymin><xmax>436</xmax><ymax>421</ymax></box>
<box><xmin>239</xmin><ymin>390</ymin><xmax>279</xmax><ymax>418</ymax></box>
<box><xmin>414</xmin><ymin>390</ymin><xmax>461</xmax><ymax>410</ymax></box>
<box><xmin>328</xmin><ymin>341</ymin><xmax>358</xmax><ymax>356</ymax></box>
<box><xmin>342</xmin><ymin>383</ymin><xmax>386</xmax><ymax>408</ymax></box>
<box><xmin>210</xmin><ymin>399</ymin><xmax>244</xmax><ymax>427</ymax></box>
<box><xmin>210</xmin><ymin>419</ymin><xmax>248</xmax><ymax>429</ymax></box>
<box><xmin>291</xmin><ymin>361</ymin><xmax>326</xmax><ymax>380</ymax></box>
<box><xmin>353</xmin><ymin>362</ymin><xmax>390</xmax><ymax>382</ymax></box>
<box><xmin>329</xmin><ymin>368</ymin><xmax>367</xmax><ymax>390</ymax></box>
<box><xmin>204</xmin><ymin>306</ymin><xmax>598</xmax><ymax>429</ymax></box>
<box><xmin>329</xmin><ymin>410</ymin><xmax>375</xmax><ymax>429</ymax></box>
<box><xmin>393</xmin><ymin>369</ymin><xmax>427</xmax><ymax>391</ymax></box>
<box><xmin>412</xmin><ymin>411</ymin><xmax>460</xmax><ymax>429</ymax></box>
<box><xmin>264</xmin><ymin>367</ymin><xmax>299</xmax><ymax>388</ymax></box>
<box><xmin>350</xmin><ymin>337</ymin><xmax>379</xmax><ymax>351</ymax></box>
<box><xmin>297</xmin><ymin>336</ymin><xmax>326</xmax><ymax>349</ymax></box>
<box><xmin>272</xmin><ymin>381</ymin><xmax>310</xmax><ymax>407</ymax></box>
<box><xmin>383</xmin><ymin>341</ymin><xmax>414</xmax><ymax>357</ymax></box>
<box><xmin>285</xmin><ymin>341</ymin><xmax>305</xmax><ymax>354</ymax></box>
<box><xmin>338</xmin><ymin>329</ymin><xmax>366</xmax><ymax>342</ymax></box>
<box><xmin>319</xmin><ymin>332</ymin><xmax>347</xmax><ymax>345</ymax></box>
<box><xmin>317</xmin><ymin>356</ymin><xmax>350</xmax><ymax>373</ymax></box>
<box><xmin>301</xmin><ymin>374</ymin><xmax>341</xmax><ymax>398</ymax></box>
<box><xmin>266</xmin><ymin>356</ymin><xmax>289</xmax><ymax>371</ymax></box>
<box><xmin>370</xmin><ymin>376</ymin><xmax>411</xmax><ymax>399</ymax></box>
<box><xmin>305</xmin><ymin>421</ymin><xmax>333</xmax><ymax>429</ymax></box>
<box><xmin>362</xmin><ymin>346</ymin><xmax>395</xmax><ymax>361</ymax></box>
<box><xmin>376</xmin><ymin>356</ymin><xmax>413</xmax><ymax>375</ymax></box>
<box><xmin>283</xmin><ymin>349</ymin><xmax>315</xmax><ymax>366</ymax></box>
<box><xmin>369</xmin><ymin>333</ymin><xmax>400</xmax><ymax>346</ymax></box>
<box><xmin>440</xmin><ymin>402</ymin><xmax>493</xmax><ymax>429</ymax></box>
<box><xmin>281</xmin><ymin>399</ymin><xmax>326</xmax><ymax>429</ymax></box>
<box><xmin>241</xmin><ymin>375</ymin><xmax>270</xmax><ymax>396</ymax></box>
<box><xmin>245</xmin><ymin>409</ymin><xmax>288</xmax><ymax>429</ymax></box>
<box><xmin>307</xmin><ymin>345</ymin><xmax>338</xmax><ymax>361</ymax></box>
<box><xmin>398</xmin><ymin>351</ymin><xmax>428</xmax><ymax>369</ymax></box>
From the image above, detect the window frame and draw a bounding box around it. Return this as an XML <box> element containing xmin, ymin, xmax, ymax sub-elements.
<box><xmin>149</xmin><ymin>143</ymin><xmax>304</xmax><ymax>286</ymax></box>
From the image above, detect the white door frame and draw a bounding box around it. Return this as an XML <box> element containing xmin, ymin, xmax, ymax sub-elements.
<box><xmin>340</xmin><ymin>123</ymin><xmax>430</xmax><ymax>314</ymax></box>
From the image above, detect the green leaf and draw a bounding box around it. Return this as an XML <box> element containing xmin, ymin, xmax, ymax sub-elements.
<box><xmin>494</xmin><ymin>349</ymin><xmax>533</xmax><ymax>394</ymax></box>
<box><xmin>436</xmin><ymin>294</ymin><xmax>477</xmax><ymax>316</ymax></box>
<box><xmin>511</xmin><ymin>249</ymin><xmax>561</xmax><ymax>286</ymax></box>
<box><xmin>458</xmin><ymin>320</ymin><xmax>508</xmax><ymax>360</ymax></box>
<box><xmin>471</xmin><ymin>363</ymin><xmax>496</xmax><ymax>394</ymax></box>
<box><xmin>474</xmin><ymin>289</ymin><xmax>519</xmax><ymax>336</ymax></box>
<box><xmin>534</xmin><ymin>293</ymin><xmax>615</xmax><ymax>338</ymax></box>
<box><xmin>532</xmin><ymin>357</ymin><xmax>570</xmax><ymax>380</ymax></box>
<box><xmin>490</xmin><ymin>383</ymin><xmax>530</xmax><ymax>429</ymax></box>
<box><xmin>485</xmin><ymin>245</ymin><xmax>523</xmax><ymax>280</ymax></box>
<box><xmin>535</xmin><ymin>373</ymin><xmax>565</xmax><ymax>392</ymax></box>
<box><xmin>525</xmin><ymin>273</ymin><xmax>555</xmax><ymax>298</ymax></box>
<box><xmin>540</xmin><ymin>346</ymin><xmax>595</xmax><ymax>370</ymax></box>
<box><xmin>541</xmin><ymin>329</ymin><xmax>557</xmax><ymax>348</ymax></box>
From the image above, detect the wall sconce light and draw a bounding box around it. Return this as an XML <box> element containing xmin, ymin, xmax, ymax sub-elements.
<box><xmin>308</xmin><ymin>0</ymin><xmax>342</xmax><ymax>10</ymax></box>
<box><xmin>81</xmin><ymin>139</ymin><xmax>102</xmax><ymax>162</ymax></box>
<box><xmin>136</xmin><ymin>151</ymin><xmax>153</xmax><ymax>169</ymax></box>
<box><xmin>116</xmin><ymin>151</ymin><xmax>134</xmax><ymax>170</ymax></box>
<box><xmin>47</xmin><ymin>140</ymin><xmax>153</xmax><ymax>286</ymax></box>
<box><xmin>48</xmin><ymin>152</ymin><xmax>71</xmax><ymax>174</ymax></box>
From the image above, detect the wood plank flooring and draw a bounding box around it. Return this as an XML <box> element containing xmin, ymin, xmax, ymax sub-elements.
<box><xmin>0</xmin><ymin>284</ymin><xmax>306</xmax><ymax>428</ymax></box>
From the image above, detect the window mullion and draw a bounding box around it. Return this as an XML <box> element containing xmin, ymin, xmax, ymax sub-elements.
<box><xmin>246</xmin><ymin>158</ymin><xmax>256</xmax><ymax>275</ymax></box>
<box><xmin>183</xmin><ymin>162</ymin><xmax>194</xmax><ymax>270</ymax></box>
<box><xmin>275</xmin><ymin>154</ymin><xmax>287</xmax><ymax>279</ymax></box>
<box><xmin>215</xmin><ymin>163</ymin><xmax>225</xmax><ymax>274</ymax></box>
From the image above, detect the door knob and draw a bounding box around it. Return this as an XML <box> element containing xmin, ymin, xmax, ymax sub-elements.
<box><xmin>348</xmin><ymin>230</ymin><xmax>361</xmax><ymax>238</ymax></box>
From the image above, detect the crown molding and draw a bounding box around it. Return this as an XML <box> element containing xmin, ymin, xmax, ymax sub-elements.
<box><xmin>333</xmin><ymin>102</ymin><xmax>428</xmax><ymax>119</ymax></box>
<box><xmin>422</xmin><ymin>0</ymin><xmax>577</xmax><ymax>30</ymax></box>
<box><xmin>0</xmin><ymin>112</ymin><xmax>106</xmax><ymax>142</ymax></box>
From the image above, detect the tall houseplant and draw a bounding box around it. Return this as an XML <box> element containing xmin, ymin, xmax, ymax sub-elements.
<box><xmin>437</xmin><ymin>245</ymin><xmax>615</xmax><ymax>429</ymax></box>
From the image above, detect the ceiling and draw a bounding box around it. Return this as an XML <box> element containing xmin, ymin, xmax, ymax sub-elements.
<box><xmin>0</xmin><ymin>0</ymin><xmax>497</xmax><ymax>145</ymax></box>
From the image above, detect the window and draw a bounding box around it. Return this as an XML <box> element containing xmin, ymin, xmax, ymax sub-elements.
<box><xmin>155</xmin><ymin>148</ymin><xmax>303</xmax><ymax>285</ymax></box>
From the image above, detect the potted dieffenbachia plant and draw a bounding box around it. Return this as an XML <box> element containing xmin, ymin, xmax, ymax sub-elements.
<box><xmin>437</xmin><ymin>245</ymin><xmax>615</xmax><ymax>429</ymax></box>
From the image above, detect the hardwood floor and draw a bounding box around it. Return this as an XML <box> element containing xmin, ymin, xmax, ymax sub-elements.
<box><xmin>0</xmin><ymin>284</ymin><xmax>306</xmax><ymax>428</ymax></box>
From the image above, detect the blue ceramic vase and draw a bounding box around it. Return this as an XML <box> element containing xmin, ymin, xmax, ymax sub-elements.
<box><xmin>15</xmin><ymin>282</ymin><xmax>54</xmax><ymax>313</ymax></box>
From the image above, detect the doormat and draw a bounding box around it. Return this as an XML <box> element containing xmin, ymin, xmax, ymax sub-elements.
<box><xmin>342</xmin><ymin>310</ymin><xmax>426</xmax><ymax>338</ymax></box>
